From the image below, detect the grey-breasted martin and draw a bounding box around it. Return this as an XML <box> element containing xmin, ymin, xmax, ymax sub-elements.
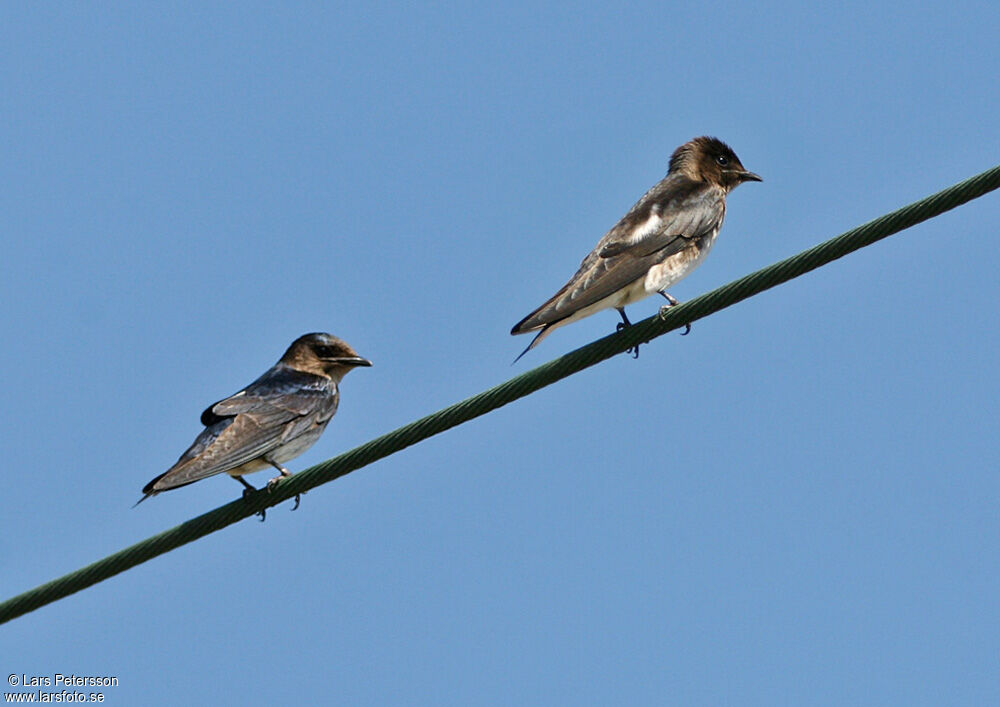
<box><xmin>138</xmin><ymin>333</ymin><xmax>370</xmax><ymax>515</ymax></box>
<box><xmin>511</xmin><ymin>136</ymin><xmax>761</xmax><ymax>359</ymax></box>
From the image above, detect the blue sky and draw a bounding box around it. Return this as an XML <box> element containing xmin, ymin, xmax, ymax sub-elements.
<box><xmin>2</xmin><ymin>2</ymin><xmax>998</xmax><ymax>704</ymax></box>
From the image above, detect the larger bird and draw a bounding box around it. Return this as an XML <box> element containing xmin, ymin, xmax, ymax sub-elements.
<box><xmin>138</xmin><ymin>333</ymin><xmax>371</xmax><ymax>515</ymax></box>
<box><xmin>511</xmin><ymin>136</ymin><xmax>761</xmax><ymax>360</ymax></box>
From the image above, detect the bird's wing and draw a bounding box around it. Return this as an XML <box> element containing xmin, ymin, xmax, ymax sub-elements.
<box><xmin>513</xmin><ymin>186</ymin><xmax>725</xmax><ymax>331</ymax></box>
<box><xmin>146</xmin><ymin>382</ymin><xmax>337</xmax><ymax>492</ymax></box>
<box><xmin>200</xmin><ymin>369</ymin><xmax>329</xmax><ymax>425</ymax></box>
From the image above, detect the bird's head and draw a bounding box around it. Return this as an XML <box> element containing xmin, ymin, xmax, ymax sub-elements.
<box><xmin>669</xmin><ymin>136</ymin><xmax>762</xmax><ymax>192</ymax></box>
<box><xmin>281</xmin><ymin>333</ymin><xmax>372</xmax><ymax>380</ymax></box>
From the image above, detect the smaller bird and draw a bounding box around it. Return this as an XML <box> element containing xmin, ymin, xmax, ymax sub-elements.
<box><xmin>511</xmin><ymin>136</ymin><xmax>761</xmax><ymax>360</ymax></box>
<box><xmin>137</xmin><ymin>333</ymin><xmax>371</xmax><ymax>518</ymax></box>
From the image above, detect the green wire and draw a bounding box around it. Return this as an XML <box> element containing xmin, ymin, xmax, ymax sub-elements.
<box><xmin>3</xmin><ymin>164</ymin><xmax>998</xmax><ymax>626</ymax></box>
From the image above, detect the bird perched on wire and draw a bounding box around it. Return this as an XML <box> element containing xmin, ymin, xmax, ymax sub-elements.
<box><xmin>511</xmin><ymin>136</ymin><xmax>761</xmax><ymax>360</ymax></box>
<box><xmin>137</xmin><ymin>333</ymin><xmax>371</xmax><ymax>518</ymax></box>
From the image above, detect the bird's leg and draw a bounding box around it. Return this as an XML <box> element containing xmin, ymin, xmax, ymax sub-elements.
<box><xmin>615</xmin><ymin>307</ymin><xmax>632</xmax><ymax>329</ymax></box>
<box><xmin>616</xmin><ymin>308</ymin><xmax>640</xmax><ymax>358</ymax></box>
<box><xmin>265</xmin><ymin>458</ymin><xmax>303</xmax><ymax>511</ymax></box>
<box><xmin>658</xmin><ymin>292</ymin><xmax>691</xmax><ymax>335</ymax></box>
<box><xmin>234</xmin><ymin>476</ymin><xmax>266</xmax><ymax>522</ymax></box>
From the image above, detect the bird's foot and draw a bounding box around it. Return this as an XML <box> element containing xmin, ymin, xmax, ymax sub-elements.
<box><xmin>266</xmin><ymin>468</ymin><xmax>304</xmax><ymax>511</ymax></box>
<box><xmin>241</xmin><ymin>488</ymin><xmax>266</xmax><ymax>522</ymax></box>
<box><xmin>265</xmin><ymin>461</ymin><xmax>291</xmax><ymax>492</ymax></box>
<box><xmin>616</xmin><ymin>310</ymin><xmax>641</xmax><ymax>358</ymax></box>
<box><xmin>657</xmin><ymin>292</ymin><xmax>691</xmax><ymax>335</ymax></box>
<box><xmin>236</xmin><ymin>477</ymin><xmax>266</xmax><ymax>521</ymax></box>
<box><xmin>617</xmin><ymin>325</ymin><xmax>640</xmax><ymax>357</ymax></box>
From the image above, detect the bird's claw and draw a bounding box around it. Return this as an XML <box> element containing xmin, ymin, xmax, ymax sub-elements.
<box><xmin>657</xmin><ymin>295</ymin><xmax>691</xmax><ymax>336</ymax></box>
<box><xmin>617</xmin><ymin>323</ymin><xmax>640</xmax><ymax>357</ymax></box>
<box><xmin>266</xmin><ymin>474</ymin><xmax>304</xmax><ymax>511</ymax></box>
<box><xmin>615</xmin><ymin>310</ymin><xmax>641</xmax><ymax>358</ymax></box>
<box><xmin>241</xmin><ymin>487</ymin><xmax>266</xmax><ymax>522</ymax></box>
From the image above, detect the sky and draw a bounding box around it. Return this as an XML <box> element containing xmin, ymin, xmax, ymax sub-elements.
<box><xmin>1</xmin><ymin>2</ymin><xmax>998</xmax><ymax>704</ymax></box>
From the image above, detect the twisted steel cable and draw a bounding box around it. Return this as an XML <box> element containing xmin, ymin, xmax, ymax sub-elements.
<box><xmin>2</xmin><ymin>164</ymin><xmax>998</xmax><ymax>625</ymax></box>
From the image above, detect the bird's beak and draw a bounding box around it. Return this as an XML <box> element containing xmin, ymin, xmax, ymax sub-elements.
<box><xmin>737</xmin><ymin>170</ymin><xmax>762</xmax><ymax>182</ymax></box>
<box><xmin>328</xmin><ymin>356</ymin><xmax>372</xmax><ymax>367</ymax></box>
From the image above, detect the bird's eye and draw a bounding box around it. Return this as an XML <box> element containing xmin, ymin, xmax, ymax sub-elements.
<box><xmin>716</xmin><ymin>155</ymin><xmax>729</xmax><ymax>167</ymax></box>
